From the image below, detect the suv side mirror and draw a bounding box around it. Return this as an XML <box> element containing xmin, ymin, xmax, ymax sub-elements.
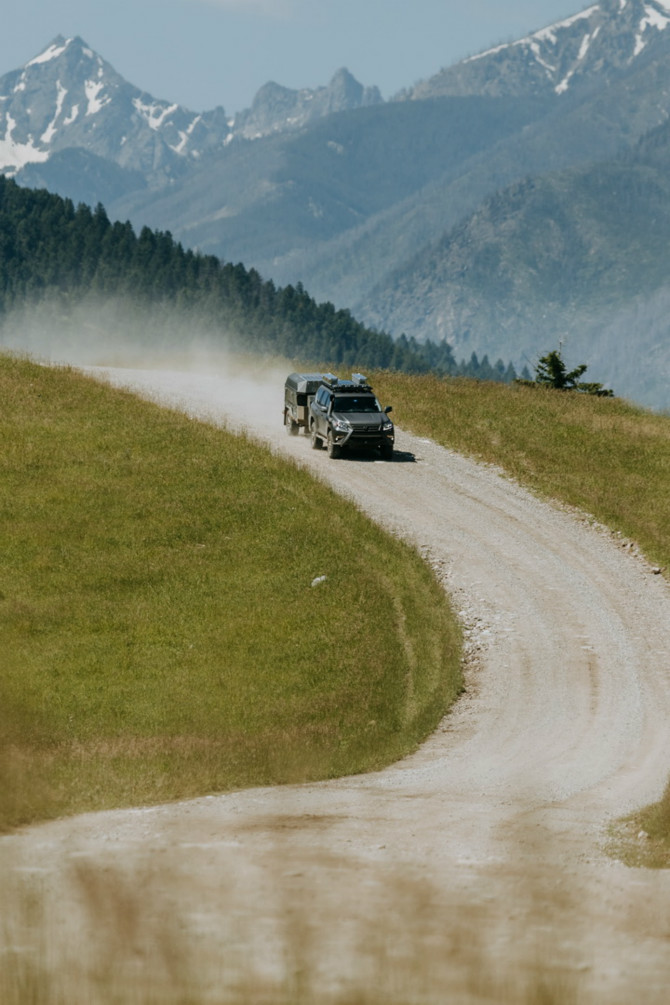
<box><xmin>384</xmin><ymin>405</ymin><xmax>393</xmax><ymax>414</ymax></box>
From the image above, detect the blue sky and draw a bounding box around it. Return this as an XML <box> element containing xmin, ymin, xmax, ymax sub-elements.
<box><xmin>3</xmin><ymin>0</ymin><xmax>585</xmax><ymax>114</ymax></box>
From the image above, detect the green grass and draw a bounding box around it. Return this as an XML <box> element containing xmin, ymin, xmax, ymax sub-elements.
<box><xmin>373</xmin><ymin>372</ymin><xmax>670</xmax><ymax>573</ymax></box>
<box><xmin>373</xmin><ymin>371</ymin><xmax>670</xmax><ymax>859</ymax></box>
<box><xmin>0</xmin><ymin>354</ymin><xmax>462</xmax><ymax>829</ymax></box>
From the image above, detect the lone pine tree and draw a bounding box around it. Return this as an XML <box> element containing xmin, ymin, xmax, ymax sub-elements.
<box><xmin>518</xmin><ymin>348</ymin><xmax>614</xmax><ymax>397</ymax></box>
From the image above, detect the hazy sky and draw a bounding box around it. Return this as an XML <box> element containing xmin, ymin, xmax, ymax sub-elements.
<box><xmin>3</xmin><ymin>0</ymin><xmax>585</xmax><ymax>114</ymax></box>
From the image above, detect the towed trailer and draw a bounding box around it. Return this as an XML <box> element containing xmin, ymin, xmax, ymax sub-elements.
<box><xmin>283</xmin><ymin>372</ymin><xmax>328</xmax><ymax>435</ymax></box>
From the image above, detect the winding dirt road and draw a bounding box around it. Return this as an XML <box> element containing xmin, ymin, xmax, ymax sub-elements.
<box><xmin>4</xmin><ymin>365</ymin><xmax>670</xmax><ymax>1002</ymax></box>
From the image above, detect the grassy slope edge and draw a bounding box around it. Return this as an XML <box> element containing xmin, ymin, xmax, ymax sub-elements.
<box><xmin>0</xmin><ymin>354</ymin><xmax>462</xmax><ymax>830</ymax></box>
<box><xmin>373</xmin><ymin>371</ymin><xmax>670</xmax><ymax>865</ymax></box>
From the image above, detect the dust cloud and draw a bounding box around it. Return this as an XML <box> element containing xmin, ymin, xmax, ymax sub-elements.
<box><xmin>0</xmin><ymin>296</ymin><xmax>294</xmax><ymax>436</ymax></box>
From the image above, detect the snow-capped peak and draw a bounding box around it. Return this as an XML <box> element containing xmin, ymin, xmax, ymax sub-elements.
<box><xmin>0</xmin><ymin>36</ymin><xmax>231</xmax><ymax>178</ymax></box>
<box><xmin>409</xmin><ymin>0</ymin><xmax>670</xmax><ymax>101</ymax></box>
<box><xmin>470</xmin><ymin>1</ymin><xmax>670</xmax><ymax>95</ymax></box>
<box><xmin>466</xmin><ymin>5</ymin><xmax>599</xmax><ymax>63</ymax></box>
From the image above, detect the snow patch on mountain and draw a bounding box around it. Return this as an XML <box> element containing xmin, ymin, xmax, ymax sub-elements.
<box><xmin>133</xmin><ymin>97</ymin><xmax>179</xmax><ymax>131</ymax></box>
<box><xmin>26</xmin><ymin>40</ymin><xmax>68</xmax><ymax>67</ymax></box>
<box><xmin>40</xmin><ymin>81</ymin><xmax>67</xmax><ymax>142</ymax></box>
<box><xmin>84</xmin><ymin>79</ymin><xmax>109</xmax><ymax>116</ymax></box>
<box><xmin>635</xmin><ymin>4</ymin><xmax>670</xmax><ymax>55</ymax></box>
<box><xmin>170</xmin><ymin>114</ymin><xmax>202</xmax><ymax>155</ymax></box>
<box><xmin>63</xmin><ymin>104</ymin><xmax>79</xmax><ymax>126</ymax></box>
<box><xmin>0</xmin><ymin>113</ymin><xmax>49</xmax><ymax>170</ymax></box>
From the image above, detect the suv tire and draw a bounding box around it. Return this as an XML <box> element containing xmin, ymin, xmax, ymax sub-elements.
<box><xmin>326</xmin><ymin>431</ymin><xmax>341</xmax><ymax>459</ymax></box>
<box><xmin>310</xmin><ymin>427</ymin><xmax>322</xmax><ymax>450</ymax></box>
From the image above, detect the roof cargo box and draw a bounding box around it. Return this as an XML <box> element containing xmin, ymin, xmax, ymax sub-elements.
<box><xmin>284</xmin><ymin>373</ymin><xmax>327</xmax><ymax>397</ymax></box>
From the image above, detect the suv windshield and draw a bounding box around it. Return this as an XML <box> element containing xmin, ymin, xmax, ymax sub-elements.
<box><xmin>332</xmin><ymin>396</ymin><xmax>380</xmax><ymax>413</ymax></box>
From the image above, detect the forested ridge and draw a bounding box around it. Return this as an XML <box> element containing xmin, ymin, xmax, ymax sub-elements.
<box><xmin>0</xmin><ymin>178</ymin><xmax>517</xmax><ymax>380</ymax></box>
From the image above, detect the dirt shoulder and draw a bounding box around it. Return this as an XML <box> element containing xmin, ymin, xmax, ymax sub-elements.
<box><xmin>3</xmin><ymin>365</ymin><xmax>670</xmax><ymax>1002</ymax></box>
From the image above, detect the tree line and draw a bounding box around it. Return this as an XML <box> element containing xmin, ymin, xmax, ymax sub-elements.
<box><xmin>0</xmin><ymin>177</ymin><xmax>520</xmax><ymax>381</ymax></box>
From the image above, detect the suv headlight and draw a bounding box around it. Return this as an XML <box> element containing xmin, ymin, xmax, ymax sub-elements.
<box><xmin>331</xmin><ymin>417</ymin><xmax>351</xmax><ymax>433</ymax></box>
<box><xmin>382</xmin><ymin>419</ymin><xmax>394</xmax><ymax>431</ymax></box>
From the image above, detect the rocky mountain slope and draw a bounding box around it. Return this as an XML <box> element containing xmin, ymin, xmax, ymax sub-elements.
<box><xmin>232</xmin><ymin>68</ymin><xmax>381</xmax><ymax>141</ymax></box>
<box><xmin>107</xmin><ymin>93</ymin><xmax>552</xmax><ymax>282</ymax></box>
<box><xmin>360</xmin><ymin>118</ymin><xmax>670</xmax><ymax>409</ymax></box>
<box><xmin>404</xmin><ymin>0</ymin><xmax>670</xmax><ymax>100</ymax></box>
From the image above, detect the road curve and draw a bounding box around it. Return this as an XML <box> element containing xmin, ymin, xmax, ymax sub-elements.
<box><xmin>4</xmin><ymin>365</ymin><xmax>670</xmax><ymax>1002</ymax></box>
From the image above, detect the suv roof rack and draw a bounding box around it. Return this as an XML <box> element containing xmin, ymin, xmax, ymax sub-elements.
<box><xmin>321</xmin><ymin>373</ymin><xmax>374</xmax><ymax>394</ymax></box>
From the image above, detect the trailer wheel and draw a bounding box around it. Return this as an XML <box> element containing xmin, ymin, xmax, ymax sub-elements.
<box><xmin>284</xmin><ymin>412</ymin><xmax>299</xmax><ymax>435</ymax></box>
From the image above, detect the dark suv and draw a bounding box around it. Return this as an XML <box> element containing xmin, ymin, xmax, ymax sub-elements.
<box><xmin>308</xmin><ymin>373</ymin><xmax>394</xmax><ymax>459</ymax></box>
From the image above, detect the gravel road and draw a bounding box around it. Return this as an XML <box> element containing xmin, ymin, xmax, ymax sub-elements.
<box><xmin>4</xmin><ymin>365</ymin><xmax>670</xmax><ymax>1002</ymax></box>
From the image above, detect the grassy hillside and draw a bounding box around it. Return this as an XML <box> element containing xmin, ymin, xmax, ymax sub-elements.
<box><xmin>0</xmin><ymin>354</ymin><xmax>462</xmax><ymax>830</ymax></box>
<box><xmin>374</xmin><ymin>372</ymin><xmax>670</xmax><ymax>573</ymax></box>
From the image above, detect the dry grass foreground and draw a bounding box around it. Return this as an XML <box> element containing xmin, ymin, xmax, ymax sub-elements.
<box><xmin>1</xmin><ymin>853</ymin><xmax>583</xmax><ymax>1005</ymax></box>
<box><xmin>0</xmin><ymin>353</ymin><xmax>462</xmax><ymax>830</ymax></box>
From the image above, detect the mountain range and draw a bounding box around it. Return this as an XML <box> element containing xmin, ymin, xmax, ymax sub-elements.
<box><xmin>3</xmin><ymin>1</ymin><xmax>670</xmax><ymax>408</ymax></box>
<box><xmin>0</xmin><ymin>36</ymin><xmax>380</xmax><ymax>196</ymax></box>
